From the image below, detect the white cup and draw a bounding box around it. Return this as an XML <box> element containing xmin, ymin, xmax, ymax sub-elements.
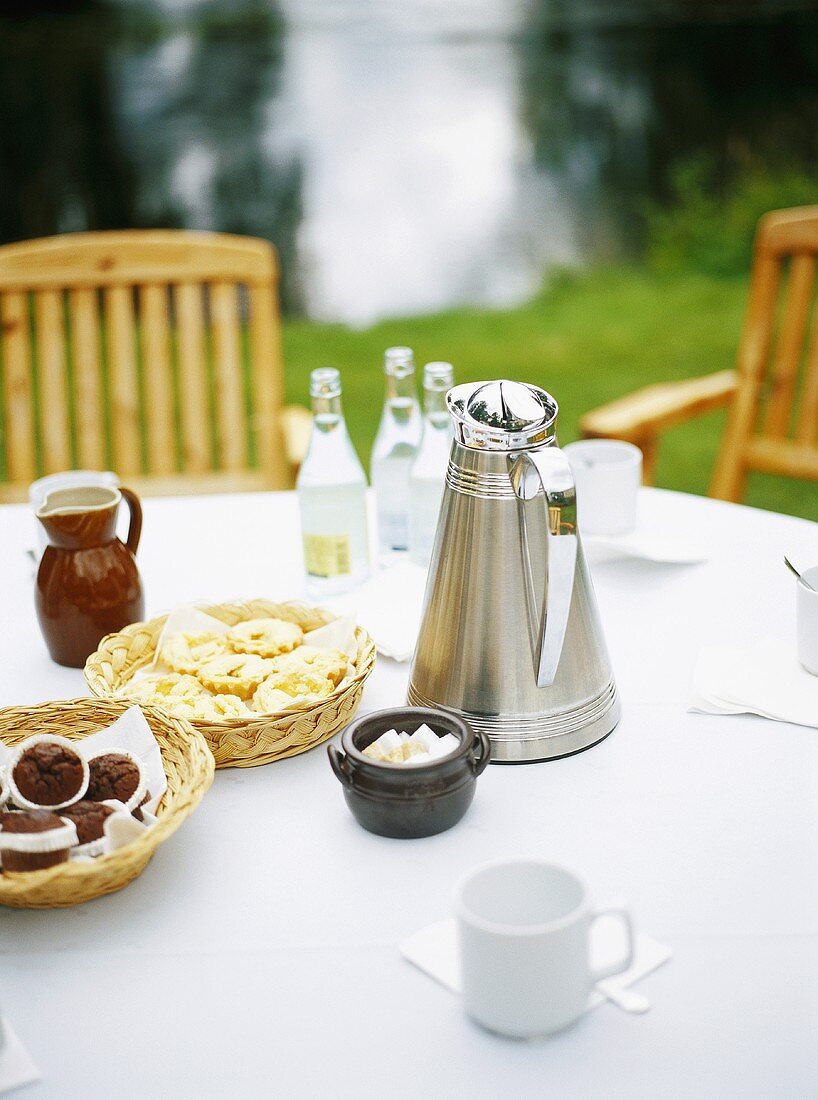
<box><xmin>796</xmin><ymin>566</ymin><xmax>818</xmax><ymax>676</ymax></box>
<box><xmin>456</xmin><ymin>858</ymin><xmax>635</xmax><ymax>1038</ymax></box>
<box><xmin>29</xmin><ymin>470</ymin><xmax>118</xmax><ymax>558</ymax></box>
<box><xmin>563</xmin><ymin>440</ymin><xmax>642</xmax><ymax>536</ymax></box>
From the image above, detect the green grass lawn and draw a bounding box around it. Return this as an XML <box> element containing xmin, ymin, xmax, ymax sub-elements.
<box><xmin>283</xmin><ymin>267</ymin><xmax>818</xmax><ymax>523</ymax></box>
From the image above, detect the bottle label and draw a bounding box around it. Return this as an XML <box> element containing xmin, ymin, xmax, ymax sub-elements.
<box><xmin>303</xmin><ymin>533</ymin><xmax>352</xmax><ymax>578</ymax></box>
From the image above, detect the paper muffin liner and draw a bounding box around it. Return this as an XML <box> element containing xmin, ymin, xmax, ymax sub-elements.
<box><xmin>0</xmin><ymin>815</ymin><xmax>78</xmax><ymax>854</ymax></box>
<box><xmin>83</xmin><ymin>750</ymin><xmax>147</xmax><ymax>812</ymax></box>
<box><xmin>67</xmin><ymin>800</ymin><xmax>128</xmax><ymax>859</ymax></box>
<box><xmin>6</xmin><ymin>734</ymin><xmax>90</xmax><ymax>811</ymax></box>
<box><xmin>0</xmin><ymin>768</ymin><xmax>9</xmax><ymax>811</ymax></box>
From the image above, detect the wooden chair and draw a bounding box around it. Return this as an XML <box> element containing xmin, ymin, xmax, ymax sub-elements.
<box><xmin>579</xmin><ymin>206</ymin><xmax>818</xmax><ymax>501</ymax></box>
<box><xmin>0</xmin><ymin>230</ymin><xmax>311</xmax><ymax>502</ymax></box>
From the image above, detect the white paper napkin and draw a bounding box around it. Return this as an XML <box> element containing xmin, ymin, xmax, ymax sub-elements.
<box><xmin>0</xmin><ymin>1016</ymin><xmax>41</xmax><ymax>1094</ymax></box>
<box><xmin>691</xmin><ymin>636</ymin><xmax>818</xmax><ymax>729</ymax></box>
<box><xmin>69</xmin><ymin>706</ymin><xmax>167</xmax><ymax>813</ymax></box>
<box><xmin>340</xmin><ymin>561</ymin><xmax>428</xmax><ymax>662</ymax></box>
<box><xmin>400</xmin><ymin>918</ymin><xmax>671</xmax><ymax>1013</ymax></box>
<box><xmin>583</xmin><ymin>531</ymin><xmax>708</xmax><ymax>565</ymax></box>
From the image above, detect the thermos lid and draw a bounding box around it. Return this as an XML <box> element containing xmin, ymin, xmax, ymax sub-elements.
<box><xmin>446</xmin><ymin>380</ymin><xmax>558</xmax><ymax>451</ymax></box>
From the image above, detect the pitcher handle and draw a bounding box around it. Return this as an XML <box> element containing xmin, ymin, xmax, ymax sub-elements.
<box><xmin>508</xmin><ymin>449</ymin><xmax>577</xmax><ymax>687</ymax></box>
<box><xmin>119</xmin><ymin>487</ymin><xmax>143</xmax><ymax>555</ymax></box>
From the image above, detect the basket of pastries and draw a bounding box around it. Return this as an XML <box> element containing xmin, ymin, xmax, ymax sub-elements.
<box><xmin>0</xmin><ymin>697</ymin><xmax>214</xmax><ymax>908</ymax></box>
<box><xmin>84</xmin><ymin>599</ymin><xmax>377</xmax><ymax>768</ymax></box>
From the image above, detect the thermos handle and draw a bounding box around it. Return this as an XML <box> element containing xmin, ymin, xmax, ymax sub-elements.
<box><xmin>119</xmin><ymin>487</ymin><xmax>143</xmax><ymax>555</ymax></box>
<box><xmin>508</xmin><ymin>448</ymin><xmax>578</xmax><ymax>687</ymax></box>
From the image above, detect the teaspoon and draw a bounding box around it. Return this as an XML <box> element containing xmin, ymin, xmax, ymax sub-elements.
<box><xmin>784</xmin><ymin>556</ymin><xmax>818</xmax><ymax>593</ymax></box>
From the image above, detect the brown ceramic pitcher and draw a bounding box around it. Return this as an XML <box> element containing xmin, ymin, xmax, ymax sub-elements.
<box><xmin>35</xmin><ymin>485</ymin><xmax>145</xmax><ymax>668</ymax></box>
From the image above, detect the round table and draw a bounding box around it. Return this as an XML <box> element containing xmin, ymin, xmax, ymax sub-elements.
<box><xmin>1</xmin><ymin>488</ymin><xmax>817</xmax><ymax>1098</ymax></box>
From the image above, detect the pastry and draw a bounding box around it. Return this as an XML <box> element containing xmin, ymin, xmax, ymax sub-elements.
<box><xmin>227</xmin><ymin>618</ymin><xmax>303</xmax><ymax>658</ymax></box>
<box><xmin>0</xmin><ymin>810</ymin><xmax>78</xmax><ymax>872</ymax></box>
<box><xmin>148</xmin><ymin>695</ymin><xmax>199</xmax><ymax>721</ymax></box>
<box><xmin>251</xmin><ymin>680</ymin><xmax>302</xmax><ymax>713</ymax></box>
<box><xmin>189</xmin><ymin>694</ymin><xmax>252</xmax><ymax>722</ymax></box>
<box><xmin>197</xmin><ymin>652</ymin><xmax>274</xmax><ymax>699</ymax></box>
<box><xmin>271</xmin><ymin>645</ymin><xmax>348</xmax><ymax>687</ymax></box>
<box><xmin>253</xmin><ymin>667</ymin><xmax>335</xmax><ymax>710</ymax></box>
<box><xmin>86</xmin><ymin>751</ymin><xmax>146</xmax><ymax>811</ymax></box>
<box><xmin>251</xmin><ymin>643</ymin><xmax>349</xmax><ymax>711</ymax></box>
<box><xmin>122</xmin><ymin>672</ymin><xmax>206</xmax><ymax>704</ymax></box>
<box><xmin>8</xmin><ymin>735</ymin><xmax>89</xmax><ymax>810</ymax></box>
<box><xmin>161</xmin><ymin>632</ymin><xmax>228</xmax><ymax>675</ymax></box>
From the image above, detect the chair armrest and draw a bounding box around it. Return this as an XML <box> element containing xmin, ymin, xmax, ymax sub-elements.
<box><xmin>579</xmin><ymin>370</ymin><xmax>738</xmax><ymax>442</ymax></box>
<box><xmin>280</xmin><ymin>403</ymin><xmax>312</xmax><ymax>468</ymax></box>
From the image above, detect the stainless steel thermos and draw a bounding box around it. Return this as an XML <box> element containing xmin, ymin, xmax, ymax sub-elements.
<box><xmin>408</xmin><ymin>379</ymin><xmax>620</xmax><ymax>762</ymax></box>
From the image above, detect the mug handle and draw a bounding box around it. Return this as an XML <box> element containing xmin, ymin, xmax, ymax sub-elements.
<box><xmin>119</xmin><ymin>487</ymin><xmax>143</xmax><ymax>555</ymax></box>
<box><xmin>327</xmin><ymin>744</ymin><xmax>353</xmax><ymax>788</ymax></box>
<box><xmin>589</xmin><ymin>904</ymin><xmax>635</xmax><ymax>983</ymax></box>
<box><xmin>469</xmin><ymin>728</ymin><xmax>492</xmax><ymax>776</ymax></box>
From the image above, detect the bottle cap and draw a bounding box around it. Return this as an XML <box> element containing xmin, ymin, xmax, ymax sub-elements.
<box><xmin>310</xmin><ymin>368</ymin><xmax>342</xmax><ymax>399</ymax></box>
<box><xmin>423</xmin><ymin>362</ymin><xmax>454</xmax><ymax>390</ymax></box>
<box><xmin>384</xmin><ymin>347</ymin><xmax>414</xmax><ymax>377</ymax></box>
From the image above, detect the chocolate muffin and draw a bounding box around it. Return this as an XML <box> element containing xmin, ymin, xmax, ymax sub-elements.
<box><xmin>87</xmin><ymin>753</ymin><xmax>144</xmax><ymax>808</ymax></box>
<box><xmin>59</xmin><ymin>800</ymin><xmax>116</xmax><ymax>846</ymax></box>
<box><xmin>11</xmin><ymin>737</ymin><xmax>88</xmax><ymax>809</ymax></box>
<box><xmin>0</xmin><ymin>809</ymin><xmax>78</xmax><ymax>872</ymax></box>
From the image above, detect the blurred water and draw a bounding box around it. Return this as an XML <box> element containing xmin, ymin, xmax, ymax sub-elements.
<box><xmin>1</xmin><ymin>0</ymin><xmax>817</xmax><ymax>322</ymax></box>
<box><xmin>274</xmin><ymin>1</ymin><xmax>578</xmax><ymax>323</ymax></box>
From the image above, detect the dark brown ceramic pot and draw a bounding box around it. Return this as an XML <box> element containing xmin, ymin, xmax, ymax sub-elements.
<box><xmin>328</xmin><ymin>707</ymin><xmax>490</xmax><ymax>839</ymax></box>
<box><xmin>34</xmin><ymin>485</ymin><xmax>145</xmax><ymax>668</ymax></box>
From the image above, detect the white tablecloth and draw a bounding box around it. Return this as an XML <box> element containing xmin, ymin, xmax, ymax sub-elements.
<box><xmin>1</xmin><ymin>488</ymin><xmax>817</xmax><ymax>1098</ymax></box>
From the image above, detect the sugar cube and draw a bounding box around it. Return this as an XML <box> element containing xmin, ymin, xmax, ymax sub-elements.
<box><xmin>403</xmin><ymin>740</ymin><xmax>428</xmax><ymax>760</ymax></box>
<box><xmin>434</xmin><ymin>733</ymin><xmax>460</xmax><ymax>757</ymax></box>
<box><xmin>403</xmin><ymin>750</ymin><xmax>432</xmax><ymax>766</ymax></box>
<box><xmin>413</xmin><ymin>724</ymin><xmax>439</xmax><ymax>753</ymax></box>
<box><xmin>374</xmin><ymin>729</ymin><xmax>402</xmax><ymax>755</ymax></box>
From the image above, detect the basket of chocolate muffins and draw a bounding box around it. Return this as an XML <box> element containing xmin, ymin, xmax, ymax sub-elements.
<box><xmin>0</xmin><ymin>698</ymin><xmax>214</xmax><ymax>908</ymax></box>
<box><xmin>84</xmin><ymin>598</ymin><xmax>377</xmax><ymax>768</ymax></box>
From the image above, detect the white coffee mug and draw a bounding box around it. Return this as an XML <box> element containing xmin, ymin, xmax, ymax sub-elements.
<box><xmin>796</xmin><ymin>565</ymin><xmax>818</xmax><ymax>676</ymax></box>
<box><xmin>456</xmin><ymin>858</ymin><xmax>635</xmax><ymax>1038</ymax></box>
<box><xmin>563</xmin><ymin>439</ymin><xmax>642</xmax><ymax>536</ymax></box>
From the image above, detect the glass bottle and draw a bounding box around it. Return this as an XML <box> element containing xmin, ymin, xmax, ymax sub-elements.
<box><xmin>297</xmin><ymin>368</ymin><xmax>370</xmax><ymax>596</ymax></box>
<box><xmin>408</xmin><ymin>362</ymin><xmax>455</xmax><ymax>567</ymax></box>
<box><xmin>370</xmin><ymin>346</ymin><xmax>422</xmax><ymax>556</ymax></box>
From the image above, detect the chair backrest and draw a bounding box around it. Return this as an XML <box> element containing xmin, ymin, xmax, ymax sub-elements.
<box><xmin>0</xmin><ymin>230</ymin><xmax>288</xmax><ymax>501</ymax></box>
<box><xmin>712</xmin><ymin>206</ymin><xmax>818</xmax><ymax>501</ymax></box>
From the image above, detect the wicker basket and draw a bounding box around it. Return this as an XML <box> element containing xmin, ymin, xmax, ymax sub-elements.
<box><xmin>0</xmin><ymin>697</ymin><xmax>214</xmax><ymax>908</ymax></box>
<box><xmin>84</xmin><ymin>599</ymin><xmax>377</xmax><ymax>769</ymax></box>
